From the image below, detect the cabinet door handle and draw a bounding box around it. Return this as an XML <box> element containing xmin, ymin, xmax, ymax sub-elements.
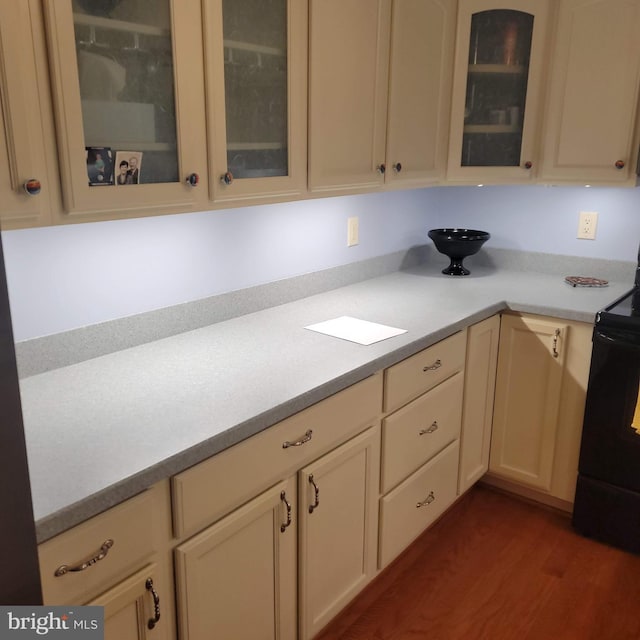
<box><xmin>282</xmin><ymin>429</ymin><xmax>313</xmax><ymax>449</ymax></box>
<box><xmin>308</xmin><ymin>474</ymin><xmax>320</xmax><ymax>514</ymax></box>
<box><xmin>419</xmin><ymin>421</ymin><xmax>439</xmax><ymax>436</ymax></box>
<box><xmin>376</xmin><ymin>163</ymin><xmax>386</xmax><ymax>175</ymax></box>
<box><xmin>220</xmin><ymin>171</ymin><xmax>234</xmax><ymax>185</ymax></box>
<box><xmin>54</xmin><ymin>539</ymin><xmax>114</xmax><ymax>577</ymax></box>
<box><xmin>416</xmin><ymin>491</ymin><xmax>436</xmax><ymax>508</ymax></box>
<box><xmin>615</xmin><ymin>160</ymin><xmax>625</xmax><ymax>169</ymax></box>
<box><xmin>523</xmin><ymin>161</ymin><xmax>533</xmax><ymax>170</ymax></box>
<box><xmin>280</xmin><ymin>491</ymin><xmax>292</xmax><ymax>532</ymax></box>
<box><xmin>552</xmin><ymin>328</ymin><xmax>561</xmax><ymax>358</ymax></box>
<box><xmin>145</xmin><ymin>578</ymin><xmax>161</xmax><ymax>629</ymax></box>
<box><xmin>392</xmin><ymin>162</ymin><xmax>402</xmax><ymax>173</ymax></box>
<box><xmin>423</xmin><ymin>359</ymin><xmax>442</xmax><ymax>372</ymax></box>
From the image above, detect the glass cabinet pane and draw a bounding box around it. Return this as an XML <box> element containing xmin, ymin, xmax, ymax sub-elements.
<box><xmin>221</xmin><ymin>0</ymin><xmax>288</xmax><ymax>179</ymax></box>
<box><xmin>462</xmin><ymin>10</ymin><xmax>533</xmax><ymax>167</ymax></box>
<box><xmin>72</xmin><ymin>0</ymin><xmax>178</xmax><ymax>186</ymax></box>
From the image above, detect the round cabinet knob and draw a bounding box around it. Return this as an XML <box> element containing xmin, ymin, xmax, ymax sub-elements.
<box><xmin>376</xmin><ymin>164</ymin><xmax>386</xmax><ymax>175</ymax></box>
<box><xmin>185</xmin><ymin>173</ymin><xmax>199</xmax><ymax>187</ymax></box>
<box><xmin>393</xmin><ymin>162</ymin><xmax>402</xmax><ymax>174</ymax></box>
<box><xmin>220</xmin><ymin>171</ymin><xmax>234</xmax><ymax>186</ymax></box>
<box><xmin>615</xmin><ymin>160</ymin><xmax>625</xmax><ymax>170</ymax></box>
<box><xmin>23</xmin><ymin>178</ymin><xmax>41</xmax><ymax>196</ymax></box>
<box><xmin>523</xmin><ymin>161</ymin><xmax>533</xmax><ymax>170</ymax></box>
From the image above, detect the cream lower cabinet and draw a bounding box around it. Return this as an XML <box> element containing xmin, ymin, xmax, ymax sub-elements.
<box><xmin>174</xmin><ymin>478</ymin><xmax>298</xmax><ymax>640</ymax></box>
<box><xmin>38</xmin><ymin>482</ymin><xmax>175</xmax><ymax>640</ymax></box>
<box><xmin>174</xmin><ymin>426</ymin><xmax>380</xmax><ymax>640</ymax></box>
<box><xmin>488</xmin><ymin>313</ymin><xmax>592</xmax><ymax>507</ymax></box>
<box><xmin>458</xmin><ymin>315</ymin><xmax>500</xmax><ymax>494</ymax></box>
<box><xmin>379</xmin><ymin>331</ymin><xmax>466</xmax><ymax>569</ymax></box>
<box><xmin>298</xmin><ymin>427</ymin><xmax>380</xmax><ymax>640</ymax></box>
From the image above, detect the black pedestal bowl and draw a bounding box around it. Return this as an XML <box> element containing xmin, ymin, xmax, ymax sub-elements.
<box><xmin>428</xmin><ymin>228</ymin><xmax>490</xmax><ymax>276</ymax></box>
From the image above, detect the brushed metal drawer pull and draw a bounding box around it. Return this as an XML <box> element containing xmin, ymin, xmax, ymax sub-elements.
<box><xmin>54</xmin><ymin>539</ymin><xmax>114</xmax><ymax>577</ymax></box>
<box><xmin>423</xmin><ymin>359</ymin><xmax>442</xmax><ymax>372</ymax></box>
<box><xmin>280</xmin><ymin>491</ymin><xmax>292</xmax><ymax>532</ymax></box>
<box><xmin>308</xmin><ymin>474</ymin><xmax>320</xmax><ymax>514</ymax></box>
<box><xmin>419</xmin><ymin>421</ymin><xmax>439</xmax><ymax>436</ymax></box>
<box><xmin>282</xmin><ymin>429</ymin><xmax>313</xmax><ymax>449</ymax></box>
<box><xmin>145</xmin><ymin>578</ymin><xmax>161</xmax><ymax>629</ymax></box>
<box><xmin>552</xmin><ymin>328</ymin><xmax>561</xmax><ymax>358</ymax></box>
<box><xmin>416</xmin><ymin>491</ymin><xmax>436</xmax><ymax>508</ymax></box>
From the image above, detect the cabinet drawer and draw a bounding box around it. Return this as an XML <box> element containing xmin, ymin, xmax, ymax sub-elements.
<box><xmin>172</xmin><ymin>373</ymin><xmax>382</xmax><ymax>538</ymax></box>
<box><xmin>382</xmin><ymin>372</ymin><xmax>463</xmax><ymax>493</ymax></box>
<box><xmin>384</xmin><ymin>330</ymin><xmax>466</xmax><ymax>412</ymax></box>
<box><xmin>379</xmin><ymin>439</ymin><xmax>459</xmax><ymax>568</ymax></box>
<box><xmin>39</xmin><ymin>483</ymin><xmax>170</xmax><ymax>605</ymax></box>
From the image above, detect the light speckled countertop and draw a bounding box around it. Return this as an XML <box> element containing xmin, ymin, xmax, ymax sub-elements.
<box><xmin>20</xmin><ymin>257</ymin><xmax>632</xmax><ymax>542</ymax></box>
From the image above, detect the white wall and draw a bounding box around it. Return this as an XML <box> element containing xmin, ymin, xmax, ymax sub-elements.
<box><xmin>3</xmin><ymin>184</ymin><xmax>640</xmax><ymax>341</ymax></box>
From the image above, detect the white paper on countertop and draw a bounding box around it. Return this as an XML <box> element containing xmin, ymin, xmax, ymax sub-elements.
<box><xmin>304</xmin><ymin>316</ymin><xmax>407</xmax><ymax>345</ymax></box>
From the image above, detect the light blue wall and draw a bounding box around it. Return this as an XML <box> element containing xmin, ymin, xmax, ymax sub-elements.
<box><xmin>3</xmin><ymin>184</ymin><xmax>640</xmax><ymax>341</ymax></box>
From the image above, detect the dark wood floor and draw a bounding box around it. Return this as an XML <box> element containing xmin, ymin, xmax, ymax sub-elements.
<box><xmin>316</xmin><ymin>485</ymin><xmax>640</xmax><ymax>640</ymax></box>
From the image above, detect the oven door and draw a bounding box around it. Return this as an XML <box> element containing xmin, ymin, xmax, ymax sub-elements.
<box><xmin>578</xmin><ymin>326</ymin><xmax>640</xmax><ymax>492</ymax></box>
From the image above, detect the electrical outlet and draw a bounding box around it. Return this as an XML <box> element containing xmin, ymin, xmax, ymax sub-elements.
<box><xmin>577</xmin><ymin>211</ymin><xmax>598</xmax><ymax>240</ymax></box>
<box><xmin>347</xmin><ymin>216</ymin><xmax>359</xmax><ymax>247</ymax></box>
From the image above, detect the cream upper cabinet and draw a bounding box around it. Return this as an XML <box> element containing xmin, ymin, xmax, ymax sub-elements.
<box><xmin>203</xmin><ymin>0</ymin><xmax>307</xmax><ymax>205</ymax></box>
<box><xmin>447</xmin><ymin>0</ymin><xmax>551</xmax><ymax>183</ymax></box>
<box><xmin>43</xmin><ymin>0</ymin><xmax>208</xmax><ymax>222</ymax></box>
<box><xmin>308</xmin><ymin>0</ymin><xmax>392</xmax><ymax>194</ymax></box>
<box><xmin>174</xmin><ymin>477</ymin><xmax>297</xmax><ymax>640</ymax></box>
<box><xmin>539</xmin><ymin>0</ymin><xmax>640</xmax><ymax>185</ymax></box>
<box><xmin>458</xmin><ymin>314</ymin><xmax>500</xmax><ymax>494</ymax></box>
<box><xmin>308</xmin><ymin>0</ymin><xmax>456</xmax><ymax>194</ymax></box>
<box><xmin>384</xmin><ymin>0</ymin><xmax>456</xmax><ymax>188</ymax></box>
<box><xmin>489</xmin><ymin>313</ymin><xmax>592</xmax><ymax>506</ymax></box>
<box><xmin>298</xmin><ymin>426</ymin><xmax>380</xmax><ymax>640</ymax></box>
<box><xmin>0</xmin><ymin>0</ymin><xmax>58</xmax><ymax>229</ymax></box>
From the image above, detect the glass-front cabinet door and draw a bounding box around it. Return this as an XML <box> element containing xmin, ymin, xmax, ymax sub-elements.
<box><xmin>43</xmin><ymin>0</ymin><xmax>208</xmax><ymax>220</ymax></box>
<box><xmin>447</xmin><ymin>0</ymin><xmax>550</xmax><ymax>183</ymax></box>
<box><xmin>204</xmin><ymin>0</ymin><xmax>307</xmax><ymax>205</ymax></box>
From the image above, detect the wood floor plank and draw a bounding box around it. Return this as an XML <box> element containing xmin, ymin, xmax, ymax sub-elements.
<box><xmin>315</xmin><ymin>485</ymin><xmax>640</xmax><ymax>640</ymax></box>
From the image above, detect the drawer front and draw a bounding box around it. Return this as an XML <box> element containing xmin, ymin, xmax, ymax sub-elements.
<box><xmin>172</xmin><ymin>373</ymin><xmax>382</xmax><ymax>538</ymax></box>
<box><xmin>379</xmin><ymin>439</ymin><xmax>459</xmax><ymax>569</ymax></box>
<box><xmin>384</xmin><ymin>330</ymin><xmax>466</xmax><ymax>413</ymax></box>
<box><xmin>39</xmin><ymin>483</ymin><xmax>169</xmax><ymax>605</ymax></box>
<box><xmin>382</xmin><ymin>372</ymin><xmax>463</xmax><ymax>493</ymax></box>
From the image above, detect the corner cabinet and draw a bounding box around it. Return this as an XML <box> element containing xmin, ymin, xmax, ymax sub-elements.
<box><xmin>488</xmin><ymin>313</ymin><xmax>592</xmax><ymax>508</ymax></box>
<box><xmin>539</xmin><ymin>0</ymin><xmax>640</xmax><ymax>185</ymax></box>
<box><xmin>447</xmin><ymin>0</ymin><xmax>551</xmax><ymax>183</ymax></box>
<box><xmin>458</xmin><ymin>315</ymin><xmax>500</xmax><ymax>494</ymax></box>
<box><xmin>42</xmin><ymin>0</ymin><xmax>208</xmax><ymax>222</ymax></box>
<box><xmin>0</xmin><ymin>0</ymin><xmax>59</xmax><ymax>229</ymax></box>
<box><xmin>203</xmin><ymin>0</ymin><xmax>308</xmax><ymax>206</ymax></box>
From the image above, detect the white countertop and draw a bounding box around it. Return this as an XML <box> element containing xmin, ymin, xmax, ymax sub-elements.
<box><xmin>20</xmin><ymin>260</ymin><xmax>629</xmax><ymax>541</ymax></box>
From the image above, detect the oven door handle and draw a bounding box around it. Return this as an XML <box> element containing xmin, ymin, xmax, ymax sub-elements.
<box><xmin>594</xmin><ymin>328</ymin><xmax>640</xmax><ymax>350</ymax></box>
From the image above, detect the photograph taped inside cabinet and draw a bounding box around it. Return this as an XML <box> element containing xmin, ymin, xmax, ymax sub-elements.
<box><xmin>0</xmin><ymin>0</ymin><xmax>58</xmax><ymax>229</ymax></box>
<box><xmin>43</xmin><ymin>0</ymin><xmax>208</xmax><ymax>220</ymax></box>
<box><xmin>204</xmin><ymin>0</ymin><xmax>307</xmax><ymax>204</ymax></box>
